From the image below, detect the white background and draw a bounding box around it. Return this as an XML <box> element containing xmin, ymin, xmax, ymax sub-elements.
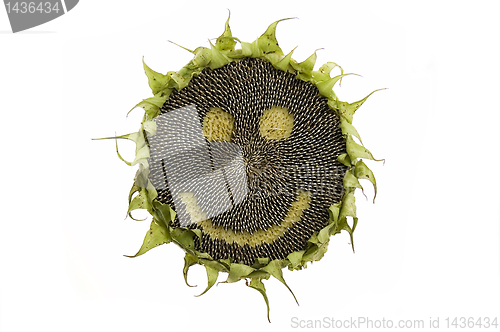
<box><xmin>1</xmin><ymin>1</ymin><xmax>500</xmax><ymax>331</ymax></box>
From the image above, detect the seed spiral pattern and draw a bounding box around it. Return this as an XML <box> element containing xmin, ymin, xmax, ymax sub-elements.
<box><xmin>148</xmin><ymin>57</ymin><xmax>347</xmax><ymax>266</ymax></box>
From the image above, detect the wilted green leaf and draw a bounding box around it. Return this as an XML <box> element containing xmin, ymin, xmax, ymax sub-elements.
<box><xmin>247</xmin><ymin>278</ymin><xmax>271</xmax><ymax>322</ymax></box>
<box><xmin>343</xmin><ymin>170</ymin><xmax>363</xmax><ymax>190</ymax></box>
<box><xmin>256</xmin><ymin>18</ymin><xmax>294</xmax><ymax>55</ymax></box>
<box><xmin>171</xmin><ymin>228</ymin><xmax>195</xmax><ymax>250</ymax></box>
<box><xmin>355</xmin><ymin>160</ymin><xmax>378</xmax><ymax>202</ymax></box>
<box><xmin>346</xmin><ymin>136</ymin><xmax>379</xmax><ymax>163</ymax></box>
<box><xmin>262</xmin><ymin>260</ymin><xmax>298</xmax><ymax>304</ymax></box>
<box><xmin>152</xmin><ymin>200</ymin><xmax>176</xmax><ymax>226</ymax></box>
<box><xmin>125</xmin><ymin>220</ymin><xmax>171</xmax><ymax>258</ymax></box>
<box><xmin>338</xmin><ymin>88</ymin><xmax>386</xmax><ymax>124</ymax></box>
<box><xmin>143</xmin><ymin>58</ymin><xmax>169</xmax><ymax>95</ymax></box>
<box><xmin>183</xmin><ymin>253</ymin><xmax>199</xmax><ymax>287</ymax></box>
<box><xmin>196</xmin><ymin>265</ymin><xmax>219</xmax><ymax>296</ymax></box>
<box><xmin>208</xmin><ymin>40</ymin><xmax>230</xmax><ymax>69</ymax></box>
<box><xmin>340</xmin><ymin>117</ymin><xmax>363</xmax><ymax>144</ymax></box>
<box><xmin>291</xmin><ymin>50</ymin><xmax>318</xmax><ymax>79</ymax></box>
<box><xmin>215</xmin><ymin>11</ymin><xmax>236</xmax><ymax>52</ymax></box>
<box><xmin>225</xmin><ymin>263</ymin><xmax>255</xmax><ymax>283</ymax></box>
<box><xmin>337</xmin><ymin>153</ymin><xmax>351</xmax><ymax>167</ymax></box>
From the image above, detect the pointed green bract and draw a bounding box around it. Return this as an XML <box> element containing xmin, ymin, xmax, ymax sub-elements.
<box><xmin>196</xmin><ymin>265</ymin><xmax>219</xmax><ymax>297</ymax></box>
<box><xmin>256</xmin><ymin>18</ymin><xmax>294</xmax><ymax>55</ymax></box>
<box><xmin>313</xmin><ymin>61</ymin><xmax>344</xmax><ymax>82</ymax></box>
<box><xmin>125</xmin><ymin>219</ymin><xmax>171</xmax><ymax>258</ymax></box>
<box><xmin>273</xmin><ymin>47</ymin><xmax>296</xmax><ymax>72</ymax></box>
<box><xmin>286</xmin><ymin>250</ymin><xmax>305</xmax><ymax>270</ymax></box>
<box><xmin>340</xmin><ymin>116</ymin><xmax>363</xmax><ymax>144</ymax></box>
<box><xmin>143</xmin><ymin>120</ymin><xmax>157</xmax><ymax>136</ymax></box>
<box><xmin>338</xmin><ymin>88</ymin><xmax>386</xmax><ymax>123</ymax></box>
<box><xmin>302</xmin><ymin>241</ymin><xmax>329</xmax><ymax>262</ymax></box>
<box><xmin>337</xmin><ymin>153</ymin><xmax>352</xmax><ymax>167</ymax></box>
<box><xmin>241</xmin><ymin>40</ymin><xmax>262</xmax><ymax>58</ymax></box>
<box><xmin>169</xmin><ymin>71</ymin><xmax>190</xmax><ymax>90</ymax></box>
<box><xmin>317</xmin><ymin>73</ymin><xmax>356</xmax><ymax>99</ymax></box>
<box><xmin>131</xmin><ymin>95</ymin><xmax>168</xmax><ymax>119</ymax></box>
<box><xmin>339</xmin><ymin>190</ymin><xmax>357</xmax><ymax>222</ymax></box>
<box><xmin>127</xmin><ymin>188</ymin><xmax>151</xmax><ymax>217</ymax></box>
<box><xmin>292</xmin><ymin>50</ymin><xmax>318</xmax><ymax>80</ymax></box>
<box><xmin>143</xmin><ymin>58</ymin><xmax>169</xmax><ymax>95</ymax></box>
<box><xmin>262</xmin><ymin>260</ymin><xmax>298</xmax><ymax>304</ymax></box>
<box><xmin>171</xmin><ymin>228</ymin><xmax>195</xmax><ymax>250</ymax></box>
<box><xmin>208</xmin><ymin>40</ymin><xmax>230</xmax><ymax>69</ymax></box>
<box><xmin>355</xmin><ymin>160</ymin><xmax>378</xmax><ymax>202</ymax></box>
<box><xmin>200</xmin><ymin>258</ymin><xmax>229</xmax><ymax>272</ymax></box>
<box><xmin>343</xmin><ymin>170</ymin><xmax>363</xmax><ymax>190</ymax></box>
<box><xmin>95</xmin><ymin>130</ymin><xmax>150</xmax><ymax>168</ymax></box>
<box><xmin>215</xmin><ymin>12</ymin><xmax>236</xmax><ymax>52</ymax></box>
<box><xmin>254</xmin><ymin>257</ymin><xmax>270</xmax><ymax>268</ymax></box>
<box><xmin>225</xmin><ymin>264</ymin><xmax>256</xmax><ymax>283</ymax></box>
<box><xmin>316</xmin><ymin>203</ymin><xmax>342</xmax><ymax>243</ymax></box>
<box><xmin>346</xmin><ymin>135</ymin><xmax>379</xmax><ymax>163</ymax></box>
<box><xmin>168</xmin><ymin>40</ymin><xmax>194</xmax><ymax>54</ymax></box>
<box><xmin>183</xmin><ymin>253</ymin><xmax>199</xmax><ymax>287</ymax></box>
<box><xmin>191</xmin><ymin>47</ymin><xmax>210</xmax><ymax>67</ymax></box>
<box><xmin>151</xmin><ymin>200</ymin><xmax>176</xmax><ymax>227</ymax></box>
<box><xmin>248</xmin><ymin>277</ymin><xmax>271</xmax><ymax>322</ymax></box>
<box><xmin>247</xmin><ymin>270</ymin><xmax>271</xmax><ymax>279</ymax></box>
<box><xmin>330</xmin><ymin>189</ymin><xmax>358</xmax><ymax>252</ymax></box>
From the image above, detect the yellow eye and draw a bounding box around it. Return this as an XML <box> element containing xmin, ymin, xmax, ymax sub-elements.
<box><xmin>202</xmin><ymin>107</ymin><xmax>235</xmax><ymax>142</ymax></box>
<box><xmin>259</xmin><ymin>106</ymin><xmax>294</xmax><ymax>141</ymax></box>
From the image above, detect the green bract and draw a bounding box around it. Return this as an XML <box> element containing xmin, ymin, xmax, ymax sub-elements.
<box><xmin>103</xmin><ymin>14</ymin><xmax>382</xmax><ymax>322</ymax></box>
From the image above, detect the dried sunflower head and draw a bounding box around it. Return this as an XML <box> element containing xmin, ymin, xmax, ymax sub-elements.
<box><xmin>105</xmin><ymin>14</ymin><xmax>382</xmax><ymax>321</ymax></box>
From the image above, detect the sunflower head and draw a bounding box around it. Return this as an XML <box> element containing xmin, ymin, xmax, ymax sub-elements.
<box><xmin>104</xmin><ymin>14</ymin><xmax>382</xmax><ymax>321</ymax></box>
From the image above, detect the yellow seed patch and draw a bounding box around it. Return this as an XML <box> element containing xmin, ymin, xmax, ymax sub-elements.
<box><xmin>199</xmin><ymin>191</ymin><xmax>311</xmax><ymax>247</ymax></box>
<box><xmin>259</xmin><ymin>106</ymin><xmax>294</xmax><ymax>140</ymax></box>
<box><xmin>178</xmin><ymin>192</ymin><xmax>208</xmax><ymax>224</ymax></box>
<box><xmin>202</xmin><ymin>107</ymin><xmax>235</xmax><ymax>142</ymax></box>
